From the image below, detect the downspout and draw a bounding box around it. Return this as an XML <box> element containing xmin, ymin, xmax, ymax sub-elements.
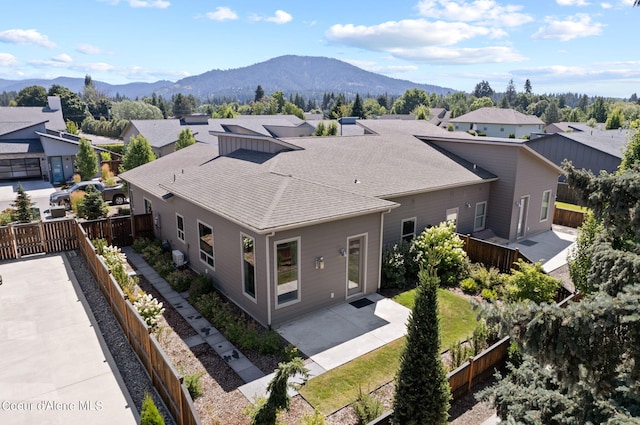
<box><xmin>265</xmin><ymin>231</ymin><xmax>275</xmax><ymax>328</ymax></box>
<box><xmin>378</xmin><ymin>209</ymin><xmax>392</xmax><ymax>291</ymax></box>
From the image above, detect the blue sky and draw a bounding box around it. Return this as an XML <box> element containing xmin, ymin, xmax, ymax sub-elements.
<box><xmin>0</xmin><ymin>0</ymin><xmax>638</xmax><ymax>98</ymax></box>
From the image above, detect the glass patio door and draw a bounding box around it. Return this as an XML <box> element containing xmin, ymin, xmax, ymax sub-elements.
<box><xmin>347</xmin><ymin>235</ymin><xmax>365</xmax><ymax>297</ymax></box>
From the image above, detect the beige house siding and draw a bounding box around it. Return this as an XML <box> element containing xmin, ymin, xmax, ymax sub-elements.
<box><xmin>382</xmin><ymin>182</ymin><xmax>492</xmax><ymax>245</ymax></box>
<box><xmin>128</xmin><ymin>184</ymin><xmax>384</xmax><ymax>327</ymax></box>
<box><xmin>269</xmin><ymin>213</ymin><xmax>383</xmax><ymax>325</ymax></box>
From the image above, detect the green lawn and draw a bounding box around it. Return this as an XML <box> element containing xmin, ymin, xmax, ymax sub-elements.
<box><xmin>299</xmin><ymin>288</ymin><xmax>478</xmax><ymax>415</ymax></box>
<box><xmin>555</xmin><ymin>201</ymin><xmax>589</xmax><ymax>213</ymax></box>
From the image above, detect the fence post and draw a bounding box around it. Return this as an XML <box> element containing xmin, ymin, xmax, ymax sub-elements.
<box><xmin>7</xmin><ymin>223</ymin><xmax>18</xmax><ymax>259</ymax></box>
<box><xmin>465</xmin><ymin>234</ymin><xmax>470</xmax><ymax>252</ymax></box>
<box><xmin>467</xmin><ymin>356</ymin><xmax>475</xmax><ymax>391</ymax></box>
<box><xmin>513</xmin><ymin>248</ymin><xmax>520</xmax><ymax>270</ymax></box>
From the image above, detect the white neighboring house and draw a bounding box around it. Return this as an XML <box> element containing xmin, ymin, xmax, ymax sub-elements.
<box><xmin>449</xmin><ymin>107</ymin><xmax>544</xmax><ymax>138</ymax></box>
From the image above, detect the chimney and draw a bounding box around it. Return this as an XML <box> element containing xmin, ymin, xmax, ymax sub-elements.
<box><xmin>47</xmin><ymin>96</ymin><xmax>62</xmax><ymax>111</ymax></box>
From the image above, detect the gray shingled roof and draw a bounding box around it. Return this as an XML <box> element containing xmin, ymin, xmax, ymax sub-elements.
<box><xmin>208</xmin><ymin>115</ymin><xmax>306</xmax><ymax>137</ymax></box>
<box><xmin>449</xmin><ymin>108</ymin><xmax>544</xmax><ymax>125</ymax></box>
<box><xmin>120</xmin><ymin>144</ymin><xmax>397</xmax><ymax>233</ymax></box>
<box><xmin>531</xmin><ymin>128</ymin><xmax>632</xmax><ymax>159</ymax></box>
<box><xmin>0</xmin><ymin>105</ymin><xmax>66</xmax><ymax>131</ymax></box>
<box><xmin>0</xmin><ymin>139</ymin><xmax>44</xmax><ymax>154</ymax></box>
<box><xmin>127</xmin><ymin>119</ymin><xmax>218</xmax><ymax>148</ymax></box>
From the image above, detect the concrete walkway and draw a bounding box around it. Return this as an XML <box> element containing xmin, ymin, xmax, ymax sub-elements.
<box><xmin>121</xmin><ymin>247</ymin><xmax>265</xmax><ymax>384</ymax></box>
<box><xmin>507</xmin><ymin>225</ymin><xmax>577</xmax><ymax>273</ymax></box>
<box><xmin>0</xmin><ymin>254</ymin><xmax>137</xmax><ymax>425</ymax></box>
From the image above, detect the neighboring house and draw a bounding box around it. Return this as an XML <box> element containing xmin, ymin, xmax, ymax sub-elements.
<box><xmin>449</xmin><ymin>107</ymin><xmax>544</xmax><ymax>138</ymax></box>
<box><xmin>527</xmin><ymin>127</ymin><xmax>630</xmax><ymax>176</ymax></box>
<box><xmin>0</xmin><ymin>97</ymin><xmax>109</xmax><ymax>183</ymax></box>
<box><xmin>543</xmin><ymin>122</ymin><xmax>594</xmax><ymax>134</ymax></box>
<box><xmin>120</xmin><ymin>119</ymin><xmax>560</xmax><ymax>326</ymax></box>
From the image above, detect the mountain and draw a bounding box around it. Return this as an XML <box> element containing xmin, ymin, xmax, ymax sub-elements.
<box><xmin>0</xmin><ymin>55</ymin><xmax>457</xmax><ymax>101</ymax></box>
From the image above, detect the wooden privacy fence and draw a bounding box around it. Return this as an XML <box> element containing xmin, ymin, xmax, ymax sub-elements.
<box><xmin>458</xmin><ymin>233</ymin><xmax>530</xmax><ymax>273</ymax></box>
<box><xmin>77</xmin><ymin>223</ymin><xmax>200</xmax><ymax>425</ymax></box>
<box><xmin>553</xmin><ymin>208</ymin><xmax>585</xmax><ymax>228</ymax></box>
<box><xmin>0</xmin><ymin>214</ymin><xmax>154</xmax><ymax>261</ymax></box>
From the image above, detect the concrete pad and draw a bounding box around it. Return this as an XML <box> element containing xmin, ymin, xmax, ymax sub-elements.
<box><xmin>0</xmin><ymin>254</ymin><xmax>137</xmax><ymax>425</ymax></box>
<box><xmin>508</xmin><ymin>226</ymin><xmax>576</xmax><ymax>269</ymax></box>
<box><xmin>182</xmin><ymin>334</ymin><xmax>205</xmax><ymax>348</ymax></box>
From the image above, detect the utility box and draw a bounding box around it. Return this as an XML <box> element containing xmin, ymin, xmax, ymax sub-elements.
<box><xmin>172</xmin><ymin>249</ymin><xmax>185</xmax><ymax>267</ymax></box>
<box><xmin>50</xmin><ymin>206</ymin><xmax>66</xmax><ymax>218</ymax></box>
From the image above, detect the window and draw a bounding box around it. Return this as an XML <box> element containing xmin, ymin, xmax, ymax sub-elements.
<box><xmin>242</xmin><ymin>234</ymin><xmax>256</xmax><ymax>300</ymax></box>
<box><xmin>176</xmin><ymin>214</ymin><xmax>185</xmax><ymax>242</ymax></box>
<box><xmin>540</xmin><ymin>190</ymin><xmax>552</xmax><ymax>221</ymax></box>
<box><xmin>198</xmin><ymin>221</ymin><xmax>214</xmax><ymax>268</ymax></box>
<box><xmin>474</xmin><ymin>202</ymin><xmax>487</xmax><ymax>231</ymax></box>
<box><xmin>275</xmin><ymin>238</ymin><xmax>300</xmax><ymax>306</ymax></box>
<box><xmin>401</xmin><ymin>218</ymin><xmax>416</xmax><ymax>242</ymax></box>
<box><xmin>144</xmin><ymin>198</ymin><xmax>152</xmax><ymax>214</ymax></box>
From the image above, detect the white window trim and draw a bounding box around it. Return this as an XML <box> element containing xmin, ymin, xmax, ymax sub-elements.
<box><xmin>345</xmin><ymin>232</ymin><xmax>368</xmax><ymax>300</ymax></box>
<box><xmin>446</xmin><ymin>207</ymin><xmax>459</xmax><ymax>231</ymax></box>
<box><xmin>143</xmin><ymin>197</ymin><xmax>152</xmax><ymax>214</ymax></box>
<box><xmin>197</xmin><ymin>219</ymin><xmax>215</xmax><ymax>270</ymax></box>
<box><xmin>474</xmin><ymin>201</ymin><xmax>487</xmax><ymax>232</ymax></box>
<box><xmin>400</xmin><ymin>217</ymin><xmax>417</xmax><ymax>242</ymax></box>
<box><xmin>540</xmin><ymin>190</ymin><xmax>552</xmax><ymax>222</ymax></box>
<box><xmin>241</xmin><ymin>233</ymin><xmax>257</xmax><ymax>303</ymax></box>
<box><xmin>274</xmin><ymin>236</ymin><xmax>301</xmax><ymax>309</ymax></box>
<box><xmin>176</xmin><ymin>213</ymin><xmax>185</xmax><ymax>242</ymax></box>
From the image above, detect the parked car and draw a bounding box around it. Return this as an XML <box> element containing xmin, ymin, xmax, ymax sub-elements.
<box><xmin>49</xmin><ymin>181</ymin><xmax>127</xmax><ymax>208</ymax></box>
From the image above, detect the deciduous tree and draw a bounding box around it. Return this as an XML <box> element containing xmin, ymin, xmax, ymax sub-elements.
<box><xmin>74</xmin><ymin>138</ymin><xmax>98</xmax><ymax>180</ymax></box>
<box><xmin>121</xmin><ymin>134</ymin><xmax>156</xmax><ymax>171</ymax></box>
<box><xmin>15</xmin><ymin>85</ymin><xmax>47</xmax><ymax>106</ymax></box>
<box><xmin>175</xmin><ymin>128</ymin><xmax>196</xmax><ymax>151</ymax></box>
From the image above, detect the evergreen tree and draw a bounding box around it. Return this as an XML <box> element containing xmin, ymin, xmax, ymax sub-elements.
<box><xmin>74</xmin><ymin>138</ymin><xmax>98</xmax><ymax>180</ymax></box>
<box><xmin>251</xmin><ymin>358</ymin><xmax>308</xmax><ymax>425</ymax></box>
<box><xmin>589</xmin><ymin>96</ymin><xmax>607</xmax><ymax>123</ymax></box>
<box><xmin>254</xmin><ymin>85</ymin><xmax>265</xmax><ymax>102</ymax></box>
<box><xmin>352</xmin><ymin>93</ymin><xmax>365</xmax><ymax>119</ymax></box>
<box><xmin>482</xmin><ymin>162</ymin><xmax>640</xmax><ymax>423</ymax></box>
<box><xmin>472</xmin><ymin>80</ymin><xmax>494</xmax><ymax>99</ymax></box>
<box><xmin>12</xmin><ymin>183</ymin><xmax>34</xmax><ymax>223</ymax></box>
<box><xmin>524</xmin><ymin>79</ymin><xmax>532</xmax><ymax>95</ymax></box>
<box><xmin>618</xmin><ymin>129</ymin><xmax>640</xmax><ymax>172</ymax></box>
<box><xmin>140</xmin><ymin>390</ymin><xmax>165</xmax><ymax>425</ymax></box>
<box><xmin>392</xmin><ymin>261</ymin><xmax>451</xmax><ymax>425</ymax></box>
<box><xmin>505</xmin><ymin>78</ymin><xmax>517</xmax><ymax>107</ymax></box>
<box><xmin>79</xmin><ymin>184</ymin><xmax>108</xmax><ymax>220</ymax></box>
<box><xmin>175</xmin><ymin>128</ymin><xmax>196</xmax><ymax>151</ymax></box>
<box><xmin>543</xmin><ymin>101</ymin><xmax>560</xmax><ymax>125</ymax></box>
<box><xmin>121</xmin><ymin>134</ymin><xmax>156</xmax><ymax>171</ymax></box>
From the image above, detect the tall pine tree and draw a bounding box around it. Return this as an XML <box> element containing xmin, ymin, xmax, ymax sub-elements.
<box><xmin>392</xmin><ymin>259</ymin><xmax>451</xmax><ymax>425</ymax></box>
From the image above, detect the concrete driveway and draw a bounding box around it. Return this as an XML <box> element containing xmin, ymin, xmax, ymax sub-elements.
<box><xmin>0</xmin><ymin>254</ymin><xmax>137</xmax><ymax>425</ymax></box>
<box><xmin>0</xmin><ymin>180</ymin><xmax>56</xmax><ymax>221</ymax></box>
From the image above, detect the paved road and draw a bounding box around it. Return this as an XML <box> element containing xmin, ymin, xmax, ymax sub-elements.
<box><xmin>0</xmin><ymin>254</ymin><xmax>138</xmax><ymax>425</ymax></box>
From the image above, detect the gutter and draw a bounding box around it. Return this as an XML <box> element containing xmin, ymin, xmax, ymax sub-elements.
<box><xmin>265</xmin><ymin>231</ymin><xmax>274</xmax><ymax>328</ymax></box>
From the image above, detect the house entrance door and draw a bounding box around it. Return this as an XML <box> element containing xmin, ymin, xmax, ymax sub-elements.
<box><xmin>51</xmin><ymin>157</ymin><xmax>64</xmax><ymax>183</ymax></box>
<box><xmin>346</xmin><ymin>235</ymin><xmax>366</xmax><ymax>297</ymax></box>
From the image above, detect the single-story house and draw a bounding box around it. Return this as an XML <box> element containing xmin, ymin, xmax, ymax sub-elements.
<box><xmin>0</xmin><ymin>97</ymin><xmax>111</xmax><ymax>183</ymax></box>
<box><xmin>449</xmin><ymin>107</ymin><xmax>544</xmax><ymax>138</ymax></box>
<box><xmin>527</xmin><ymin>126</ymin><xmax>630</xmax><ymax>176</ymax></box>
<box><xmin>120</xmin><ymin>119</ymin><xmax>560</xmax><ymax>326</ymax></box>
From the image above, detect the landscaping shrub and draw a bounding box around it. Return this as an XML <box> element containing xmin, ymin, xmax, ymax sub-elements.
<box><xmin>448</xmin><ymin>341</ymin><xmax>472</xmax><ymax>370</ymax></box>
<box><xmin>481</xmin><ymin>288</ymin><xmax>498</xmax><ymax>302</ymax></box>
<box><xmin>141</xmin><ymin>241</ymin><xmax>163</xmax><ymax>262</ymax></box>
<box><xmin>460</xmin><ymin>277</ymin><xmax>479</xmax><ymax>295</ymax></box>
<box><xmin>353</xmin><ymin>386</ymin><xmax>382</xmax><ymax>425</ymax></box>
<box><xmin>140</xmin><ymin>390</ymin><xmax>165</xmax><ymax>425</ymax></box>
<box><xmin>469</xmin><ymin>263</ymin><xmax>506</xmax><ymax>291</ymax></box>
<box><xmin>188</xmin><ymin>274</ymin><xmax>213</xmax><ymax>298</ymax></box>
<box><xmin>133</xmin><ymin>237</ymin><xmax>153</xmax><ymax>253</ymax></box>
<box><xmin>411</xmin><ymin>221</ymin><xmax>469</xmax><ymax>286</ymax></box>
<box><xmin>184</xmin><ymin>371</ymin><xmax>204</xmax><ymax>400</ymax></box>
<box><xmin>166</xmin><ymin>269</ymin><xmax>192</xmax><ymax>292</ymax></box>
<box><xmin>134</xmin><ymin>293</ymin><xmax>165</xmax><ymax>328</ymax></box>
<box><xmin>506</xmin><ymin>260</ymin><xmax>560</xmax><ymax>304</ymax></box>
<box><xmin>470</xmin><ymin>322</ymin><xmax>489</xmax><ymax>355</ymax></box>
<box><xmin>152</xmin><ymin>254</ymin><xmax>174</xmax><ymax>278</ymax></box>
<box><xmin>69</xmin><ymin>190</ymin><xmax>85</xmax><ymax>214</ymax></box>
<box><xmin>381</xmin><ymin>243</ymin><xmax>406</xmax><ymax>288</ymax></box>
<box><xmin>301</xmin><ymin>409</ymin><xmax>326</xmax><ymax>425</ymax></box>
<box><xmin>0</xmin><ymin>208</ymin><xmax>15</xmax><ymax>225</ymax></box>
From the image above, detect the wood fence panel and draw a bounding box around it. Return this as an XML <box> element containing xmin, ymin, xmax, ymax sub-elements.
<box><xmin>110</xmin><ymin>216</ymin><xmax>133</xmax><ymax>247</ymax></box>
<box><xmin>81</xmin><ymin>219</ymin><xmax>112</xmax><ymax>245</ymax></box>
<box><xmin>12</xmin><ymin>222</ymin><xmax>45</xmax><ymax>257</ymax></box>
<box><xmin>149</xmin><ymin>336</ymin><xmax>184</xmax><ymax>424</ymax></box>
<box><xmin>133</xmin><ymin>213</ymin><xmax>154</xmax><ymax>240</ymax></box>
<box><xmin>553</xmin><ymin>208</ymin><xmax>584</xmax><ymax>228</ymax></box>
<box><xmin>0</xmin><ymin>226</ymin><xmax>17</xmax><ymax>260</ymax></box>
<box><xmin>42</xmin><ymin>219</ymin><xmax>78</xmax><ymax>253</ymax></box>
<box><xmin>447</xmin><ymin>362</ymin><xmax>472</xmax><ymax>400</ymax></box>
<box><xmin>180</xmin><ymin>384</ymin><xmax>202</xmax><ymax>425</ymax></box>
<box><xmin>469</xmin><ymin>336</ymin><xmax>510</xmax><ymax>388</ymax></box>
<box><xmin>460</xmin><ymin>234</ymin><xmax>520</xmax><ymax>273</ymax></box>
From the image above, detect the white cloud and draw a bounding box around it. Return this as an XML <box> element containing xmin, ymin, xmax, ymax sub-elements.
<box><xmin>76</xmin><ymin>44</ymin><xmax>103</xmax><ymax>55</ymax></box>
<box><xmin>532</xmin><ymin>14</ymin><xmax>604</xmax><ymax>41</ymax></box>
<box><xmin>0</xmin><ymin>29</ymin><xmax>56</xmax><ymax>48</ymax></box>
<box><xmin>326</xmin><ymin>19</ymin><xmax>506</xmax><ymax>51</ymax></box>
<box><xmin>557</xmin><ymin>0</ymin><xmax>590</xmax><ymax>5</ymax></box>
<box><xmin>389</xmin><ymin>45</ymin><xmax>526</xmax><ymax>64</ymax></box>
<box><xmin>416</xmin><ymin>0</ymin><xmax>533</xmax><ymax>27</ymax></box>
<box><xmin>252</xmin><ymin>10</ymin><xmax>293</xmax><ymax>24</ymax></box>
<box><xmin>206</xmin><ymin>6</ymin><xmax>237</xmax><ymax>21</ymax></box>
<box><xmin>100</xmin><ymin>0</ymin><xmax>170</xmax><ymax>8</ymax></box>
<box><xmin>0</xmin><ymin>53</ymin><xmax>18</xmax><ymax>66</ymax></box>
<box><xmin>52</xmin><ymin>54</ymin><xmax>72</xmax><ymax>63</ymax></box>
<box><xmin>600</xmin><ymin>2</ymin><xmax>612</xmax><ymax>7</ymax></box>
